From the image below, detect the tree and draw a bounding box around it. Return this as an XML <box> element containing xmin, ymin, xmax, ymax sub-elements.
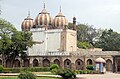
<box><xmin>95</xmin><ymin>29</ymin><xmax>120</xmax><ymax>51</ymax></box>
<box><xmin>0</xmin><ymin>18</ymin><xmax>33</xmax><ymax>67</ymax></box>
<box><xmin>75</xmin><ymin>24</ymin><xmax>101</xmax><ymax>48</ymax></box>
<box><xmin>0</xmin><ymin>18</ymin><xmax>16</xmax><ymax>67</ymax></box>
<box><xmin>9</xmin><ymin>31</ymin><xmax>33</xmax><ymax>66</ymax></box>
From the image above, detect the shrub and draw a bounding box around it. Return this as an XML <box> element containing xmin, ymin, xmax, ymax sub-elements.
<box><xmin>86</xmin><ymin>65</ymin><xmax>94</xmax><ymax>70</ymax></box>
<box><xmin>57</xmin><ymin>69</ymin><xmax>76</xmax><ymax>79</ymax></box>
<box><xmin>18</xmin><ymin>71</ymin><xmax>36</xmax><ymax>79</ymax></box>
<box><xmin>0</xmin><ymin>65</ymin><xmax>4</xmax><ymax>73</ymax></box>
<box><xmin>3</xmin><ymin>67</ymin><xmax>50</xmax><ymax>73</ymax></box>
<box><xmin>51</xmin><ymin>68</ymin><xmax>58</xmax><ymax>74</ymax></box>
<box><xmin>50</xmin><ymin>64</ymin><xmax>59</xmax><ymax>70</ymax></box>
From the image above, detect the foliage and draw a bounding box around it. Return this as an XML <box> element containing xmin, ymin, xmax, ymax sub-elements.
<box><xmin>0</xmin><ymin>18</ymin><xmax>34</xmax><ymax>67</ymax></box>
<box><xmin>77</xmin><ymin>24</ymin><xmax>99</xmax><ymax>46</ymax></box>
<box><xmin>3</xmin><ymin>67</ymin><xmax>50</xmax><ymax>73</ymax></box>
<box><xmin>77</xmin><ymin>41</ymin><xmax>93</xmax><ymax>49</ymax></box>
<box><xmin>68</xmin><ymin>23</ymin><xmax>73</xmax><ymax>29</ymax></box>
<box><xmin>95</xmin><ymin>29</ymin><xmax>120</xmax><ymax>51</ymax></box>
<box><xmin>18</xmin><ymin>71</ymin><xmax>36</xmax><ymax>79</ymax></box>
<box><xmin>74</xmin><ymin>70</ymin><xmax>99</xmax><ymax>74</ymax></box>
<box><xmin>0</xmin><ymin>65</ymin><xmax>4</xmax><ymax>73</ymax></box>
<box><xmin>56</xmin><ymin>69</ymin><xmax>76</xmax><ymax>79</ymax></box>
<box><xmin>50</xmin><ymin>64</ymin><xmax>59</xmax><ymax>70</ymax></box>
<box><xmin>86</xmin><ymin>65</ymin><xmax>94</xmax><ymax>70</ymax></box>
<box><xmin>1</xmin><ymin>77</ymin><xmax>60</xmax><ymax>79</ymax></box>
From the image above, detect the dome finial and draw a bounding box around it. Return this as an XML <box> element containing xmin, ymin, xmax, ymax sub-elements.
<box><xmin>60</xmin><ymin>6</ymin><xmax>61</xmax><ymax>12</ymax></box>
<box><xmin>28</xmin><ymin>10</ymin><xmax>30</xmax><ymax>16</ymax></box>
<box><xmin>43</xmin><ymin>2</ymin><xmax>45</xmax><ymax>9</ymax></box>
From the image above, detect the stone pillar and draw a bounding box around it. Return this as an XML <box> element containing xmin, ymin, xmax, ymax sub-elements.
<box><xmin>71</xmin><ymin>63</ymin><xmax>75</xmax><ymax>70</ymax></box>
<box><xmin>20</xmin><ymin>59</ymin><xmax>23</xmax><ymax>67</ymax></box>
<box><xmin>83</xmin><ymin>56</ymin><xmax>87</xmax><ymax>70</ymax></box>
<box><xmin>39</xmin><ymin>59</ymin><xmax>42</xmax><ymax>67</ymax></box>
<box><xmin>60</xmin><ymin>57</ymin><xmax>64</xmax><ymax>69</ymax></box>
<box><xmin>30</xmin><ymin>58</ymin><xmax>33</xmax><ymax>67</ymax></box>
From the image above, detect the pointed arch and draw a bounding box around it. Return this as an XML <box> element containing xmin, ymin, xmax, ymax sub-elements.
<box><xmin>6</xmin><ymin>59</ymin><xmax>11</xmax><ymax>68</ymax></box>
<box><xmin>43</xmin><ymin>59</ymin><xmax>50</xmax><ymax>67</ymax></box>
<box><xmin>23</xmin><ymin>59</ymin><xmax>30</xmax><ymax>67</ymax></box>
<box><xmin>106</xmin><ymin>59</ymin><xmax>112</xmax><ymax>71</ymax></box>
<box><xmin>75</xmin><ymin>59</ymin><xmax>83</xmax><ymax>70</ymax></box>
<box><xmin>64</xmin><ymin>59</ymin><xmax>71</xmax><ymax>69</ymax></box>
<box><xmin>87</xmin><ymin>59</ymin><xmax>93</xmax><ymax>65</ymax></box>
<box><xmin>33</xmin><ymin>59</ymin><xmax>39</xmax><ymax>67</ymax></box>
<box><xmin>14</xmin><ymin>59</ymin><xmax>20</xmax><ymax>67</ymax></box>
<box><xmin>54</xmin><ymin>59</ymin><xmax>60</xmax><ymax>66</ymax></box>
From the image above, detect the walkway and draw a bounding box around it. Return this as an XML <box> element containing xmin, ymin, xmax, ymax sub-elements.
<box><xmin>0</xmin><ymin>72</ymin><xmax>120</xmax><ymax>79</ymax></box>
<box><xmin>77</xmin><ymin>72</ymin><xmax>120</xmax><ymax>79</ymax></box>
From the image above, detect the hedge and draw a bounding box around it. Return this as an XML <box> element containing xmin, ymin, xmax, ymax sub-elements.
<box><xmin>74</xmin><ymin>70</ymin><xmax>99</xmax><ymax>74</ymax></box>
<box><xmin>3</xmin><ymin>67</ymin><xmax>50</xmax><ymax>73</ymax></box>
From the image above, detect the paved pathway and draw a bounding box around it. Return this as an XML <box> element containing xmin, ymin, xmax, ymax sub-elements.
<box><xmin>76</xmin><ymin>72</ymin><xmax>120</xmax><ymax>79</ymax></box>
<box><xmin>0</xmin><ymin>72</ymin><xmax>120</xmax><ymax>79</ymax></box>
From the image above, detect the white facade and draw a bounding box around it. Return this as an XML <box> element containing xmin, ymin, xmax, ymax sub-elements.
<box><xmin>28</xmin><ymin>28</ymin><xmax>77</xmax><ymax>56</ymax></box>
<box><xmin>28</xmin><ymin>28</ymin><xmax>63</xmax><ymax>56</ymax></box>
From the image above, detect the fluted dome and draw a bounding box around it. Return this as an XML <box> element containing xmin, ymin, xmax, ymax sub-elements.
<box><xmin>21</xmin><ymin>14</ymin><xmax>34</xmax><ymax>31</ymax></box>
<box><xmin>34</xmin><ymin>4</ymin><xmax>53</xmax><ymax>28</ymax></box>
<box><xmin>54</xmin><ymin>9</ymin><xmax>68</xmax><ymax>29</ymax></box>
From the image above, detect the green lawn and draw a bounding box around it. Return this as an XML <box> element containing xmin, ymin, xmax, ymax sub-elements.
<box><xmin>1</xmin><ymin>77</ymin><xmax>61</xmax><ymax>79</ymax></box>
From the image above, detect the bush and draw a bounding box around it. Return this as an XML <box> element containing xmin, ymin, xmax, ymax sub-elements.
<box><xmin>0</xmin><ymin>65</ymin><xmax>4</xmax><ymax>73</ymax></box>
<box><xmin>57</xmin><ymin>69</ymin><xmax>76</xmax><ymax>79</ymax></box>
<box><xmin>86</xmin><ymin>65</ymin><xmax>94</xmax><ymax>70</ymax></box>
<box><xmin>3</xmin><ymin>67</ymin><xmax>50</xmax><ymax>73</ymax></box>
<box><xmin>18</xmin><ymin>71</ymin><xmax>36</xmax><ymax>79</ymax></box>
<box><xmin>74</xmin><ymin>70</ymin><xmax>99</xmax><ymax>74</ymax></box>
<box><xmin>50</xmin><ymin>64</ymin><xmax>59</xmax><ymax>70</ymax></box>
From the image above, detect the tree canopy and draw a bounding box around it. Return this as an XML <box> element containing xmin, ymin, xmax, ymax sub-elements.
<box><xmin>95</xmin><ymin>29</ymin><xmax>120</xmax><ymax>51</ymax></box>
<box><xmin>0</xmin><ymin>18</ymin><xmax>33</xmax><ymax>67</ymax></box>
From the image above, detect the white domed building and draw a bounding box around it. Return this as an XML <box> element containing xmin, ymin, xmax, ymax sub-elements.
<box><xmin>3</xmin><ymin>3</ymin><xmax>120</xmax><ymax>73</ymax></box>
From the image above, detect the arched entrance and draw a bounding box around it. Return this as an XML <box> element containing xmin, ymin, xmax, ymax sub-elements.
<box><xmin>75</xmin><ymin>59</ymin><xmax>83</xmax><ymax>70</ymax></box>
<box><xmin>54</xmin><ymin>59</ymin><xmax>60</xmax><ymax>66</ymax></box>
<box><xmin>87</xmin><ymin>59</ymin><xmax>93</xmax><ymax>65</ymax></box>
<box><xmin>23</xmin><ymin>59</ymin><xmax>30</xmax><ymax>67</ymax></box>
<box><xmin>64</xmin><ymin>59</ymin><xmax>71</xmax><ymax>69</ymax></box>
<box><xmin>0</xmin><ymin>60</ymin><xmax>2</xmax><ymax>65</ymax></box>
<box><xmin>106</xmin><ymin>59</ymin><xmax>112</xmax><ymax>71</ymax></box>
<box><xmin>6</xmin><ymin>59</ymin><xmax>11</xmax><ymax>68</ymax></box>
<box><xmin>43</xmin><ymin>59</ymin><xmax>50</xmax><ymax>67</ymax></box>
<box><xmin>14</xmin><ymin>59</ymin><xmax>20</xmax><ymax>67</ymax></box>
<box><xmin>33</xmin><ymin>59</ymin><xmax>39</xmax><ymax>67</ymax></box>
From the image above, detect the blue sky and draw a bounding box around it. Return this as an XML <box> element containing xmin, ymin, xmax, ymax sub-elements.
<box><xmin>1</xmin><ymin>0</ymin><xmax>120</xmax><ymax>32</ymax></box>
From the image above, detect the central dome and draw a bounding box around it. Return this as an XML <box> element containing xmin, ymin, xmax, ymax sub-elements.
<box><xmin>34</xmin><ymin>4</ymin><xmax>53</xmax><ymax>28</ymax></box>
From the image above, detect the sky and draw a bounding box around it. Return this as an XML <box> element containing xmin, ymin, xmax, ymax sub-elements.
<box><xmin>0</xmin><ymin>0</ymin><xmax>120</xmax><ymax>32</ymax></box>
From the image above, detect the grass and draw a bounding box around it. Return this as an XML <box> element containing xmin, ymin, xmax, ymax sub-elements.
<box><xmin>0</xmin><ymin>76</ymin><xmax>61</xmax><ymax>79</ymax></box>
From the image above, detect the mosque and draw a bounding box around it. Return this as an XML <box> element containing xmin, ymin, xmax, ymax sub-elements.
<box><xmin>2</xmin><ymin>4</ymin><xmax>120</xmax><ymax>73</ymax></box>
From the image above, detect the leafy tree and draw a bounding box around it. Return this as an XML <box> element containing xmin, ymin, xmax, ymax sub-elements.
<box><xmin>0</xmin><ymin>18</ymin><xmax>17</xmax><ymax>67</ymax></box>
<box><xmin>95</xmin><ymin>29</ymin><xmax>120</xmax><ymax>51</ymax></box>
<box><xmin>9</xmin><ymin>31</ymin><xmax>33</xmax><ymax>66</ymax></box>
<box><xmin>77</xmin><ymin>24</ymin><xmax>99</xmax><ymax>46</ymax></box>
<box><xmin>77</xmin><ymin>41</ymin><xmax>93</xmax><ymax>49</ymax></box>
<box><xmin>0</xmin><ymin>18</ymin><xmax>33</xmax><ymax>67</ymax></box>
